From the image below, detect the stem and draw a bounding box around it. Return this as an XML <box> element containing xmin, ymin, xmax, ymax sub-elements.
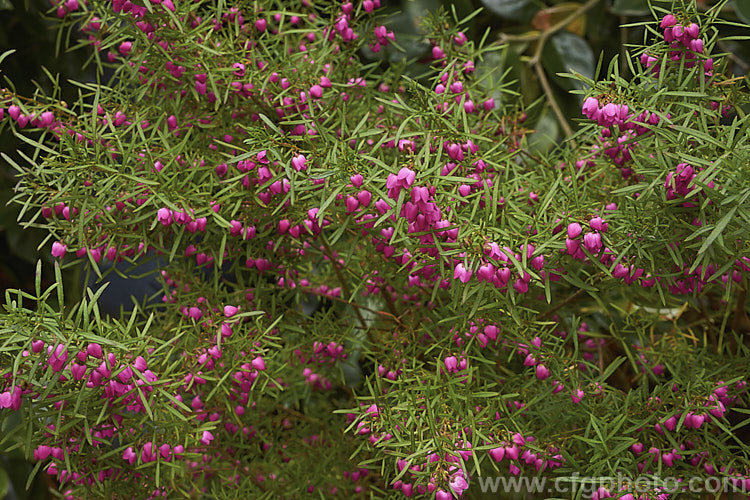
<box><xmin>497</xmin><ymin>0</ymin><xmax>602</xmax><ymax>142</ymax></box>
<box><xmin>537</xmin><ymin>287</ymin><xmax>587</xmax><ymax>319</ymax></box>
<box><xmin>321</xmin><ymin>240</ymin><xmax>373</xmax><ymax>343</ymax></box>
<box><xmin>528</xmin><ymin>0</ymin><xmax>602</xmax><ymax>66</ymax></box>
<box><xmin>620</xmin><ymin>17</ymin><xmax>628</xmax><ymax>79</ymax></box>
<box><xmin>534</xmin><ymin>61</ymin><xmax>575</xmax><ymax>141</ymax></box>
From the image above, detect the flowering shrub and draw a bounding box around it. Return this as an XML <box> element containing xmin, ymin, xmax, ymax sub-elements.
<box><xmin>0</xmin><ymin>0</ymin><xmax>749</xmax><ymax>499</ymax></box>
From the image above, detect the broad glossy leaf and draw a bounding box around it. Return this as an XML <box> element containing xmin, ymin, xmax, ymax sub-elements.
<box><xmin>0</xmin><ymin>468</ymin><xmax>8</xmax><ymax>498</ymax></box>
<box><xmin>734</xmin><ymin>0</ymin><xmax>750</xmax><ymax>25</ymax></box>
<box><xmin>611</xmin><ymin>0</ymin><xmax>650</xmax><ymax>16</ymax></box>
<box><xmin>543</xmin><ymin>31</ymin><xmax>595</xmax><ymax>91</ymax></box>
<box><xmin>480</xmin><ymin>0</ymin><xmax>535</xmax><ymax>21</ymax></box>
<box><xmin>527</xmin><ymin>109</ymin><xmax>559</xmax><ymax>154</ymax></box>
<box><xmin>532</xmin><ymin>2</ymin><xmax>586</xmax><ymax>36</ymax></box>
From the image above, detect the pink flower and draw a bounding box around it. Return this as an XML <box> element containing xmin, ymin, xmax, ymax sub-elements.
<box><xmin>119</xmin><ymin>41</ymin><xmax>132</xmax><ymax>56</ymax></box>
<box><xmin>583</xmin><ymin>232</ymin><xmax>602</xmax><ymax>253</ymax></box>
<box><xmin>571</xmin><ymin>388</ymin><xmax>584</xmax><ymax>403</ymax></box>
<box><xmin>0</xmin><ymin>386</ymin><xmax>21</xmax><ymax>410</ymax></box>
<box><xmin>660</xmin><ymin>14</ymin><xmax>676</xmax><ymax>28</ymax></box>
<box><xmin>86</xmin><ymin>343</ymin><xmax>103</xmax><ymax>359</ymax></box>
<box><xmin>8</xmin><ymin>105</ymin><xmax>20</xmax><ymax>120</ymax></box>
<box><xmin>134</xmin><ymin>356</ymin><xmax>148</xmax><ymax>371</ymax></box>
<box><xmin>565</xmin><ymin>238</ymin><xmax>580</xmax><ymax>255</ymax></box>
<box><xmin>51</xmin><ymin>242</ymin><xmax>67</xmax><ymax>258</ymax></box>
<box><xmin>449</xmin><ymin>474</ymin><xmax>468</xmax><ymax>495</ymax></box>
<box><xmin>291</xmin><ymin>154</ymin><xmax>307</xmax><ymax>171</ymax></box>
<box><xmin>589</xmin><ymin>217</ymin><xmax>606</xmax><ymax>232</ymax></box>
<box><xmin>453</xmin><ymin>263</ymin><xmax>472</xmax><ymax>283</ymax></box>
<box><xmin>157</xmin><ymin>207</ymin><xmax>172</xmax><ymax>226</ymax></box>
<box><xmin>357</xmin><ymin>190</ymin><xmax>372</xmax><ymax>206</ymax></box>
<box><xmin>232</xmin><ymin>63</ymin><xmax>245</xmax><ymax>76</ymax></box>
<box><xmin>446</xmin><ymin>143</ymin><xmax>464</xmax><ymax>162</ymax></box>
<box><xmin>488</xmin><ymin>447</ymin><xmax>505</xmax><ymax>462</ymax></box>
<box><xmin>123</xmin><ymin>447</ymin><xmax>137</xmax><ymax>465</ymax></box>
<box><xmin>200</xmin><ymin>430</ymin><xmax>214</xmax><ymax>445</ymax></box>
<box><xmin>251</xmin><ymin>356</ymin><xmax>266</xmax><ymax>371</ymax></box>
<box><xmin>444</xmin><ymin>356</ymin><xmax>458</xmax><ymax>372</ymax></box>
<box><xmin>567</xmin><ymin>222</ymin><xmax>582</xmax><ymax>239</ymax></box>
<box><xmin>581</xmin><ymin>97</ymin><xmax>599</xmax><ymax>120</ymax></box>
<box><xmin>396</xmin><ymin>167</ymin><xmax>416</xmax><ymax>187</ymax></box>
<box><xmin>350</xmin><ymin>173</ymin><xmax>363</xmax><ymax>187</ymax></box>
<box><xmin>435</xmin><ymin>490</ymin><xmax>452</xmax><ymax>500</ymax></box>
<box><xmin>34</xmin><ymin>445</ymin><xmax>51</xmax><ymax>461</ymax></box>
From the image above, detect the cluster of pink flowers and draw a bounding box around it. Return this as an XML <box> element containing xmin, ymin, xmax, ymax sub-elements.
<box><xmin>663</xmin><ymin>161</ymin><xmax>717</xmax><ymax>205</ymax></box>
<box><xmin>640</xmin><ymin>13</ymin><xmax>713</xmax><ymax>74</ymax></box>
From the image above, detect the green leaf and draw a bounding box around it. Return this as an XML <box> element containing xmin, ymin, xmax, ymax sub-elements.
<box><xmin>734</xmin><ymin>0</ymin><xmax>750</xmax><ymax>25</ymax></box>
<box><xmin>0</xmin><ymin>48</ymin><xmax>15</xmax><ymax>62</ymax></box>
<box><xmin>696</xmin><ymin>206</ymin><xmax>737</xmax><ymax>257</ymax></box>
<box><xmin>527</xmin><ymin>109</ymin><xmax>559</xmax><ymax>154</ymax></box>
<box><xmin>480</xmin><ymin>0</ymin><xmax>535</xmax><ymax>21</ymax></box>
<box><xmin>0</xmin><ymin>467</ymin><xmax>8</xmax><ymax>498</ymax></box>
<box><xmin>543</xmin><ymin>32</ymin><xmax>594</xmax><ymax>91</ymax></box>
<box><xmin>610</xmin><ymin>0</ymin><xmax>650</xmax><ymax>16</ymax></box>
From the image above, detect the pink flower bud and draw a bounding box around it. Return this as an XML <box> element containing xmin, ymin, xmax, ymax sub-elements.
<box><xmin>86</xmin><ymin>343</ymin><xmax>103</xmax><ymax>359</ymax></box>
<box><xmin>435</xmin><ymin>489</ymin><xmax>452</xmax><ymax>500</ymax></box>
<box><xmin>251</xmin><ymin>356</ymin><xmax>266</xmax><ymax>371</ymax></box>
<box><xmin>535</xmin><ymin>364</ymin><xmax>550</xmax><ymax>380</ymax></box>
<box><xmin>157</xmin><ymin>207</ymin><xmax>172</xmax><ymax>225</ymax></box>
<box><xmin>123</xmin><ymin>447</ymin><xmax>137</xmax><ymax>464</ymax></box>
<box><xmin>589</xmin><ymin>217</ymin><xmax>606</xmax><ymax>232</ymax></box>
<box><xmin>8</xmin><ymin>105</ymin><xmax>20</xmax><ymax>120</ymax></box>
<box><xmin>34</xmin><ymin>445</ymin><xmax>51</xmax><ymax>461</ymax></box>
<box><xmin>488</xmin><ymin>447</ymin><xmax>505</xmax><ymax>461</ymax></box>
<box><xmin>357</xmin><ymin>190</ymin><xmax>372</xmax><ymax>206</ymax></box>
<box><xmin>119</xmin><ymin>41</ymin><xmax>132</xmax><ymax>56</ymax></box>
<box><xmin>200</xmin><ymin>430</ymin><xmax>214</xmax><ymax>445</ymax></box>
<box><xmin>660</xmin><ymin>14</ymin><xmax>676</xmax><ymax>28</ymax></box>
<box><xmin>567</xmin><ymin>222</ymin><xmax>582</xmax><ymax>239</ymax></box>
<box><xmin>51</xmin><ymin>242</ymin><xmax>67</xmax><ymax>258</ymax></box>
<box><xmin>571</xmin><ymin>388</ymin><xmax>584</xmax><ymax>403</ymax></box>
<box><xmin>444</xmin><ymin>356</ymin><xmax>458</xmax><ymax>372</ymax></box>
<box><xmin>685</xmin><ymin>23</ymin><xmax>700</xmax><ymax>40</ymax></box>
<box><xmin>309</xmin><ymin>84</ymin><xmax>323</xmax><ymax>98</ymax></box>
<box><xmin>134</xmin><ymin>356</ymin><xmax>148</xmax><ymax>372</ymax></box>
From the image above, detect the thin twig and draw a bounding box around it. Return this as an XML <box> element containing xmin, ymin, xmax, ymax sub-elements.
<box><xmin>321</xmin><ymin>240</ymin><xmax>374</xmax><ymax>344</ymax></box>
<box><xmin>534</xmin><ymin>61</ymin><xmax>575</xmax><ymax>141</ymax></box>
<box><xmin>528</xmin><ymin>0</ymin><xmax>602</xmax><ymax>66</ymax></box>
<box><xmin>537</xmin><ymin>287</ymin><xmax>586</xmax><ymax>319</ymax></box>
<box><xmin>497</xmin><ymin>0</ymin><xmax>602</xmax><ymax>144</ymax></box>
